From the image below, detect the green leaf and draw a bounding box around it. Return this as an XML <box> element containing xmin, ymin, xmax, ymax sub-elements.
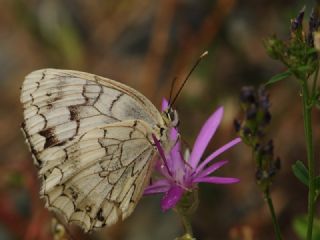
<box><xmin>293</xmin><ymin>215</ymin><xmax>320</xmax><ymax>240</ymax></box>
<box><xmin>306</xmin><ymin>48</ymin><xmax>318</xmax><ymax>55</ymax></box>
<box><xmin>296</xmin><ymin>65</ymin><xmax>314</xmax><ymax>73</ymax></box>
<box><xmin>292</xmin><ymin>160</ymin><xmax>309</xmax><ymax>187</ymax></box>
<box><xmin>265</xmin><ymin>70</ymin><xmax>292</xmax><ymax>86</ymax></box>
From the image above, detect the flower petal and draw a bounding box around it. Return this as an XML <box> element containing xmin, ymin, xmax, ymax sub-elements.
<box><xmin>152</xmin><ymin>134</ymin><xmax>173</xmax><ymax>176</ymax></box>
<box><xmin>196</xmin><ymin>137</ymin><xmax>241</xmax><ymax>174</ymax></box>
<box><xmin>162</xmin><ymin>98</ymin><xmax>169</xmax><ymax>111</ymax></box>
<box><xmin>196</xmin><ymin>160</ymin><xmax>229</xmax><ymax>178</ymax></box>
<box><xmin>193</xmin><ymin>176</ymin><xmax>240</xmax><ymax>184</ymax></box>
<box><xmin>144</xmin><ymin>179</ymin><xmax>171</xmax><ymax>195</ymax></box>
<box><xmin>161</xmin><ymin>185</ymin><xmax>184</xmax><ymax>211</ymax></box>
<box><xmin>169</xmin><ymin>127</ymin><xmax>179</xmax><ymax>142</ymax></box>
<box><xmin>169</xmin><ymin>130</ymin><xmax>185</xmax><ymax>177</ymax></box>
<box><xmin>189</xmin><ymin>107</ymin><xmax>224</xmax><ymax>168</ymax></box>
<box><xmin>168</xmin><ymin>128</ymin><xmax>180</xmax><ymax>162</ymax></box>
<box><xmin>154</xmin><ymin>157</ymin><xmax>172</xmax><ymax>178</ymax></box>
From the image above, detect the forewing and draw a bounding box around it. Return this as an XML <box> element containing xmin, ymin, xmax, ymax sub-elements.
<box><xmin>20</xmin><ymin>69</ymin><xmax>165</xmax><ymax>231</ymax></box>
<box><xmin>20</xmin><ymin>68</ymin><xmax>163</xmax><ymax>167</ymax></box>
<box><xmin>40</xmin><ymin>120</ymin><xmax>156</xmax><ymax>232</ymax></box>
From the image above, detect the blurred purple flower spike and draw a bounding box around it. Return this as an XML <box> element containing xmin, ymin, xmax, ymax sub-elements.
<box><xmin>145</xmin><ymin>102</ymin><xmax>241</xmax><ymax>211</ymax></box>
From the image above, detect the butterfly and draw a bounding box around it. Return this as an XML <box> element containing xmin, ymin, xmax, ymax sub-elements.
<box><xmin>20</xmin><ymin>69</ymin><xmax>179</xmax><ymax>232</ymax></box>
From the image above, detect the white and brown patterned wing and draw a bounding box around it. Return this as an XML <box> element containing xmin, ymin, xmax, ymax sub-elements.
<box><xmin>20</xmin><ymin>69</ymin><xmax>164</xmax><ymax>231</ymax></box>
<box><xmin>39</xmin><ymin>120</ymin><xmax>156</xmax><ymax>232</ymax></box>
<box><xmin>20</xmin><ymin>68</ymin><xmax>163</xmax><ymax>167</ymax></box>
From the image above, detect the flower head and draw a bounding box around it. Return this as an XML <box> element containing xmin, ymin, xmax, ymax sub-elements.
<box><xmin>144</xmin><ymin>100</ymin><xmax>241</xmax><ymax>211</ymax></box>
<box><xmin>235</xmin><ymin>86</ymin><xmax>280</xmax><ymax>191</ymax></box>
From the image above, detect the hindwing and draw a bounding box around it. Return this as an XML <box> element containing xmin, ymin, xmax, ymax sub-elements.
<box><xmin>20</xmin><ymin>69</ymin><xmax>165</xmax><ymax>232</ymax></box>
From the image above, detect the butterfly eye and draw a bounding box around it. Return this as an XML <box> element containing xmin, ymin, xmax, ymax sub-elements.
<box><xmin>167</xmin><ymin>109</ymin><xmax>179</xmax><ymax>127</ymax></box>
<box><xmin>169</xmin><ymin>111</ymin><xmax>175</xmax><ymax>121</ymax></box>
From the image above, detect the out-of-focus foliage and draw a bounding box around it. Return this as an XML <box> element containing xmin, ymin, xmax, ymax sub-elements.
<box><xmin>0</xmin><ymin>0</ymin><xmax>319</xmax><ymax>239</ymax></box>
<box><xmin>293</xmin><ymin>216</ymin><xmax>320</xmax><ymax>240</ymax></box>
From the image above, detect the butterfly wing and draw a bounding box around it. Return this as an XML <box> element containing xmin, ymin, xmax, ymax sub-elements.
<box><xmin>40</xmin><ymin>120</ymin><xmax>156</xmax><ymax>232</ymax></box>
<box><xmin>20</xmin><ymin>68</ymin><xmax>163</xmax><ymax>166</ymax></box>
<box><xmin>20</xmin><ymin>69</ymin><xmax>164</xmax><ymax>231</ymax></box>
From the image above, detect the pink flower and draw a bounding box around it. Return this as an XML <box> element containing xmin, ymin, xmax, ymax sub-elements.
<box><xmin>144</xmin><ymin>100</ymin><xmax>241</xmax><ymax>211</ymax></box>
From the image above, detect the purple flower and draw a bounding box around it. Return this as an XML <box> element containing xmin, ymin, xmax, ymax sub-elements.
<box><xmin>144</xmin><ymin>100</ymin><xmax>241</xmax><ymax>211</ymax></box>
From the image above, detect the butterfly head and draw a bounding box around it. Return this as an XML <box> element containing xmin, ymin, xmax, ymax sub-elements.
<box><xmin>157</xmin><ymin>107</ymin><xmax>179</xmax><ymax>152</ymax></box>
<box><xmin>162</xmin><ymin>107</ymin><xmax>179</xmax><ymax>128</ymax></box>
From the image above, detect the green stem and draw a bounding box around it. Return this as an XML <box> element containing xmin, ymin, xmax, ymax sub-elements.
<box><xmin>179</xmin><ymin>213</ymin><xmax>193</xmax><ymax>237</ymax></box>
<box><xmin>301</xmin><ymin>81</ymin><xmax>316</xmax><ymax>240</ymax></box>
<box><xmin>175</xmin><ymin>206</ymin><xmax>194</xmax><ymax>240</ymax></box>
<box><xmin>311</xmin><ymin>65</ymin><xmax>319</xmax><ymax>99</ymax></box>
<box><xmin>174</xmin><ymin>191</ymin><xmax>199</xmax><ymax>240</ymax></box>
<box><xmin>264</xmin><ymin>189</ymin><xmax>283</xmax><ymax>240</ymax></box>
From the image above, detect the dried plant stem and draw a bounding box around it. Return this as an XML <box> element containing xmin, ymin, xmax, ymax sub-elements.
<box><xmin>141</xmin><ymin>0</ymin><xmax>177</xmax><ymax>99</ymax></box>
<box><xmin>301</xmin><ymin>81</ymin><xmax>316</xmax><ymax>240</ymax></box>
<box><xmin>264</xmin><ymin>188</ymin><xmax>282</xmax><ymax>240</ymax></box>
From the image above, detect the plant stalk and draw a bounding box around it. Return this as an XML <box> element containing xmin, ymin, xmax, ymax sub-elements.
<box><xmin>301</xmin><ymin>81</ymin><xmax>316</xmax><ymax>240</ymax></box>
<box><xmin>264</xmin><ymin>189</ymin><xmax>283</xmax><ymax>240</ymax></box>
<box><xmin>175</xmin><ymin>206</ymin><xmax>195</xmax><ymax>240</ymax></box>
<box><xmin>179</xmin><ymin>213</ymin><xmax>193</xmax><ymax>237</ymax></box>
<box><xmin>174</xmin><ymin>191</ymin><xmax>199</xmax><ymax>240</ymax></box>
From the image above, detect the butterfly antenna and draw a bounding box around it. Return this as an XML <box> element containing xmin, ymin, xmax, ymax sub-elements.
<box><xmin>168</xmin><ymin>76</ymin><xmax>177</xmax><ymax>107</ymax></box>
<box><xmin>170</xmin><ymin>51</ymin><xmax>208</xmax><ymax>106</ymax></box>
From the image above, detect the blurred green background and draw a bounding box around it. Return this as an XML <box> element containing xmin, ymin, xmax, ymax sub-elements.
<box><xmin>0</xmin><ymin>0</ymin><xmax>319</xmax><ymax>239</ymax></box>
